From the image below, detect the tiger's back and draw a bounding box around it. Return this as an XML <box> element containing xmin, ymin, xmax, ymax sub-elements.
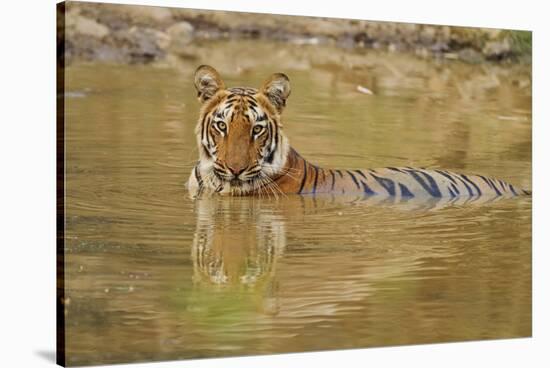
<box><xmin>255</xmin><ymin>148</ymin><xmax>529</xmax><ymax>198</ymax></box>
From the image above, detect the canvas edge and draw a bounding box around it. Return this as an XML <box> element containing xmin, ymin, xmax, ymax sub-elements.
<box><xmin>56</xmin><ymin>1</ymin><xmax>67</xmax><ymax>367</ymax></box>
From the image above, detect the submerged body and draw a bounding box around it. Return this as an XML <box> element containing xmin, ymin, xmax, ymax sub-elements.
<box><xmin>189</xmin><ymin>147</ymin><xmax>527</xmax><ymax>199</ymax></box>
<box><xmin>187</xmin><ymin>65</ymin><xmax>530</xmax><ymax>199</ymax></box>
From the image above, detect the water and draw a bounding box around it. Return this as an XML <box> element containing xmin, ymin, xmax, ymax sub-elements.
<box><xmin>62</xmin><ymin>41</ymin><xmax>531</xmax><ymax>366</ymax></box>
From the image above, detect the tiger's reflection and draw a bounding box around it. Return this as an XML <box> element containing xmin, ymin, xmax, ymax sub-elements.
<box><xmin>189</xmin><ymin>192</ymin><xmax>524</xmax><ymax>315</ymax></box>
<box><xmin>190</xmin><ymin>192</ymin><xmax>515</xmax><ymax>284</ymax></box>
<box><xmin>191</xmin><ymin>196</ymin><xmax>286</xmax><ymax>314</ymax></box>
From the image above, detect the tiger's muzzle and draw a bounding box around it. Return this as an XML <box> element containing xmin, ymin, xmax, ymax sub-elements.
<box><xmin>213</xmin><ymin>162</ymin><xmax>263</xmax><ymax>186</ymax></box>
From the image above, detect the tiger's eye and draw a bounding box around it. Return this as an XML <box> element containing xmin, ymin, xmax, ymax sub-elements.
<box><xmin>252</xmin><ymin>125</ymin><xmax>263</xmax><ymax>134</ymax></box>
<box><xmin>216</xmin><ymin>122</ymin><xmax>226</xmax><ymax>131</ymax></box>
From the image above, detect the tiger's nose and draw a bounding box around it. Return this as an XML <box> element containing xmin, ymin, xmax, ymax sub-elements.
<box><xmin>227</xmin><ymin>166</ymin><xmax>246</xmax><ymax>177</ymax></box>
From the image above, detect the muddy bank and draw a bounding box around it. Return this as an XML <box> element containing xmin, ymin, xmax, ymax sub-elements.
<box><xmin>59</xmin><ymin>2</ymin><xmax>531</xmax><ymax>65</ymax></box>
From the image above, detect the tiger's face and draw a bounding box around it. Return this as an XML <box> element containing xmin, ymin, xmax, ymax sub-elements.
<box><xmin>193</xmin><ymin>65</ymin><xmax>291</xmax><ymax>195</ymax></box>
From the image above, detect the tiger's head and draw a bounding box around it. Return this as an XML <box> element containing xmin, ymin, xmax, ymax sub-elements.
<box><xmin>193</xmin><ymin>65</ymin><xmax>291</xmax><ymax>195</ymax></box>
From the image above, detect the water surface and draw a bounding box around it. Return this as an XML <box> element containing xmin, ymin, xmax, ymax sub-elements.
<box><xmin>63</xmin><ymin>41</ymin><xmax>531</xmax><ymax>366</ymax></box>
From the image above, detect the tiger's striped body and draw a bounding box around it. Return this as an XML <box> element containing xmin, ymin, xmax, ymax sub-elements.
<box><xmin>257</xmin><ymin>148</ymin><xmax>528</xmax><ymax>198</ymax></box>
<box><xmin>188</xmin><ymin>65</ymin><xmax>530</xmax><ymax>199</ymax></box>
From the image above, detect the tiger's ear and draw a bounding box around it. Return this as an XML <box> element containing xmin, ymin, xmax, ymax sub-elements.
<box><xmin>261</xmin><ymin>73</ymin><xmax>291</xmax><ymax>113</ymax></box>
<box><xmin>194</xmin><ymin>65</ymin><xmax>225</xmax><ymax>103</ymax></box>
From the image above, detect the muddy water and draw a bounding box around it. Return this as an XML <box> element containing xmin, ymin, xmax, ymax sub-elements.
<box><xmin>62</xmin><ymin>41</ymin><xmax>531</xmax><ymax>366</ymax></box>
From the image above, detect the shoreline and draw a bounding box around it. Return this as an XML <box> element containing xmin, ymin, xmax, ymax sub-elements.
<box><xmin>60</xmin><ymin>2</ymin><xmax>532</xmax><ymax>65</ymax></box>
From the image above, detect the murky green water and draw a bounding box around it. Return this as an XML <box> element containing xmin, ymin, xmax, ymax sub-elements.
<box><xmin>63</xmin><ymin>41</ymin><xmax>531</xmax><ymax>366</ymax></box>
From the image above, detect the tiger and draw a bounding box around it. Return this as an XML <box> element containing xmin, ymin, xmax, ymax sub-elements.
<box><xmin>187</xmin><ymin>65</ymin><xmax>531</xmax><ymax>200</ymax></box>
